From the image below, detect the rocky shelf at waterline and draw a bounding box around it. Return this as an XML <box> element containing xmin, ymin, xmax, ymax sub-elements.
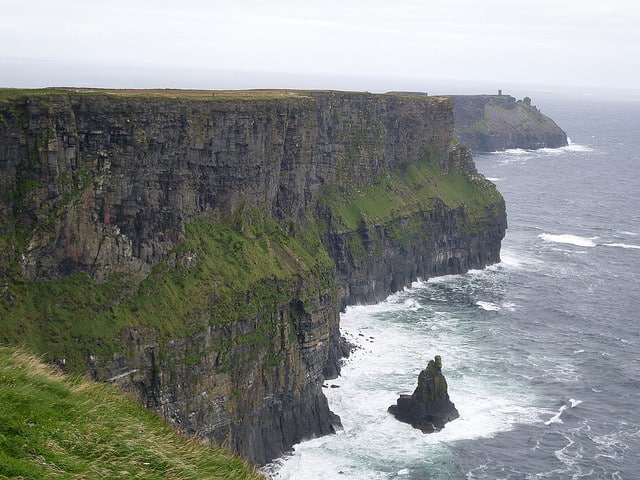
<box><xmin>0</xmin><ymin>88</ymin><xmax>506</xmax><ymax>464</ymax></box>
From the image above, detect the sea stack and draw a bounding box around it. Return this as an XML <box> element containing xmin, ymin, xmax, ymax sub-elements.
<box><xmin>388</xmin><ymin>355</ymin><xmax>459</xmax><ymax>432</ymax></box>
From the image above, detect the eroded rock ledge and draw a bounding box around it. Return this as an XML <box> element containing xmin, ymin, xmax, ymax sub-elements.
<box><xmin>0</xmin><ymin>88</ymin><xmax>506</xmax><ymax>464</ymax></box>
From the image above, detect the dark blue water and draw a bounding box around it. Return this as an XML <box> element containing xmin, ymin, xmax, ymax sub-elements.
<box><xmin>268</xmin><ymin>93</ymin><xmax>640</xmax><ymax>479</ymax></box>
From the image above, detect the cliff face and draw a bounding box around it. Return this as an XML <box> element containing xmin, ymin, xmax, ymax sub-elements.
<box><xmin>0</xmin><ymin>89</ymin><xmax>506</xmax><ymax>464</ymax></box>
<box><xmin>452</xmin><ymin>94</ymin><xmax>567</xmax><ymax>152</ymax></box>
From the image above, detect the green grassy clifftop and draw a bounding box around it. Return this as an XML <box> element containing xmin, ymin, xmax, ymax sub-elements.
<box><xmin>0</xmin><ymin>347</ymin><xmax>262</xmax><ymax>479</ymax></box>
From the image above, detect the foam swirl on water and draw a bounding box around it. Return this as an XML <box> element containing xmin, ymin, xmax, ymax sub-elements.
<box><xmin>539</xmin><ymin>233</ymin><xmax>597</xmax><ymax>247</ymax></box>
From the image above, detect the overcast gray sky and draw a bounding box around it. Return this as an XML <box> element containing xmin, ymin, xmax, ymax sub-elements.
<box><xmin>2</xmin><ymin>0</ymin><xmax>639</xmax><ymax>92</ymax></box>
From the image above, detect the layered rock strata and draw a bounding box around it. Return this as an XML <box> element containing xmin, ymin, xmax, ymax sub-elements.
<box><xmin>452</xmin><ymin>94</ymin><xmax>567</xmax><ymax>152</ymax></box>
<box><xmin>388</xmin><ymin>355</ymin><xmax>459</xmax><ymax>432</ymax></box>
<box><xmin>0</xmin><ymin>89</ymin><xmax>506</xmax><ymax>464</ymax></box>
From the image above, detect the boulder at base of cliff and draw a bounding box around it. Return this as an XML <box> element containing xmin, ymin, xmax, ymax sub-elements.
<box><xmin>388</xmin><ymin>355</ymin><xmax>459</xmax><ymax>432</ymax></box>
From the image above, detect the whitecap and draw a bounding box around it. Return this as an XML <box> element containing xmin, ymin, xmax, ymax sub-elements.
<box><xmin>403</xmin><ymin>299</ymin><xmax>422</xmax><ymax>311</ymax></box>
<box><xmin>539</xmin><ymin>233</ymin><xmax>597</xmax><ymax>248</ymax></box>
<box><xmin>539</xmin><ymin>144</ymin><xmax>593</xmax><ymax>154</ymax></box>
<box><xmin>492</xmin><ymin>149</ymin><xmax>533</xmax><ymax>165</ymax></box>
<box><xmin>497</xmin><ymin>249</ymin><xmax>542</xmax><ymax>270</ymax></box>
<box><xmin>537</xmin><ymin>147</ymin><xmax>564</xmax><ymax>155</ymax></box>
<box><xmin>476</xmin><ymin>301</ymin><xmax>501</xmax><ymax>311</ymax></box>
<box><xmin>502</xmin><ymin>302</ymin><xmax>517</xmax><ymax>312</ymax></box>
<box><xmin>568</xmin><ymin>398</ymin><xmax>583</xmax><ymax>408</ymax></box>
<box><xmin>563</xmin><ymin>143</ymin><xmax>594</xmax><ymax>153</ymax></box>
<box><xmin>544</xmin><ymin>405</ymin><xmax>567</xmax><ymax>425</ymax></box>
<box><xmin>602</xmin><ymin>242</ymin><xmax>640</xmax><ymax>250</ymax></box>
<box><xmin>503</xmin><ymin>148</ymin><xmax>529</xmax><ymax>155</ymax></box>
<box><xmin>563</xmin><ymin>137</ymin><xmax>594</xmax><ymax>152</ymax></box>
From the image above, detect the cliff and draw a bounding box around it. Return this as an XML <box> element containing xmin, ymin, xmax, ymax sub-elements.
<box><xmin>0</xmin><ymin>88</ymin><xmax>506</xmax><ymax>464</ymax></box>
<box><xmin>0</xmin><ymin>346</ymin><xmax>262</xmax><ymax>479</ymax></box>
<box><xmin>452</xmin><ymin>94</ymin><xmax>567</xmax><ymax>152</ymax></box>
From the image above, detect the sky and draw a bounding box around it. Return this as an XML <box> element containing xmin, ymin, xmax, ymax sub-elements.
<box><xmin>1</xmin><ymin>0</ymin><xmax>640</xmax><ymax>93</ymax></box>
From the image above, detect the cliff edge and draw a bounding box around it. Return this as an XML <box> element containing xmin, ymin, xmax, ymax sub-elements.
<box><xmin>0</xmin><ymin>88</ymin><xmax>506</xmax><ymax>464</ymax></box>
<box><xmin>452</xmin><ymin>94</ymin><xmax>567</xmax><ymax>152</ymax></box>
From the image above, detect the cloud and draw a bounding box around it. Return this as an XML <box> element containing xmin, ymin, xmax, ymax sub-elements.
<box><xmin>1</xmin><ymin>0</ymin><xmax>639</xmax><ymax>89</ymax></box>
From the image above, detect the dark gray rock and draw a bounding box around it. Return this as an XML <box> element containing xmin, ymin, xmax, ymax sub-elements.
<box><xmin>388</xmin><ymin>355</ymin><xmax>459</xmax><ymax>432</ymax></box>
<box><xmin>452</xmin><ymin>94</ymin><xmax>568</xmax><ymax>152</ymax></box>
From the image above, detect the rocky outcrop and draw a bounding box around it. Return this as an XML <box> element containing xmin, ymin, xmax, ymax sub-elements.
<box><xmin>88</xmin><ymin>280</ymin><xmax>342</xmax><ymax>464</ymax></box>
<box><xmin>0</xmin><ymin>88</ymin><xmax>506</xmax><ymax>464</ymax></box>
<box><xmin>452</xmin><ymin>94</ymin><xmax>567</xmax><ymax>152</ymax></box>
<box><xmin>327</xmin><ymin>197</ymin><xmax>505</xmax><ymax>309</ymax></box>
<box><xmin>388</xmin><ymin>355</ymin><xmax>459</xmax><ymax>432</ymax></box>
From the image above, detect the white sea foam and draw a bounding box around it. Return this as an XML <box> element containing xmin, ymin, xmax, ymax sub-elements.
<box><xmin>269</xmin><ymin>286</ymin><xmax>547</xmax><ymax>479</ymax></box>
<box><xmin>496</xmin><ymin>248</ymin><xmax>543</xmax><ymax>270</ymax></box>
<box><xmin>490</xmin><ymin>148</ymin><xmax>534</xmax><ymax>165</ymax></box>
<box><xmin>553</xmin><ymin>433</ymin><xmax>581</xmax><ymax>473</ymax></box>
<box><xmin>537</xmin><ymin>147</ymin><xmax>565</xmax><ymax>156</ymax></box>
<box><xmin>545</xmin><ymin>405</ymin><xmax>567</xmax><ymax>425</ymax></box>
<box><xmin>539</xmin><ymin>233</ymin><xmax>597</xmax><ymax>248</ymax></box>
<box><xmin>602</xmin><ymin>242</ymin><xmax>640</xmax><ymax>250</ymax></box>
<box><xmin>492</xmin><ymin>138</ymin><xmax>593</xmax><ymax>159</ymax></box>
<box><xmin>591</xmin><ymin>428</ymin><xmax>639</xmax><ymax>461</ymax></box>
<box><xmin>403</xmin><ymin>299</ymin><xmax>422</xmax><ymax>311</ymax></box>
<box><xmin>502</xmin><ymin>302</ymin><xmax>517</xmax><ymax>312</ymax></box>
<box><xmin>476</xmin><ymin>301</ymin><xmax>501</xmax><ymax>311</ymax></box>
<box><xmin>564</xmin><ymin>137</ymin><xmax>594</xmax><ymax>152</ymax></box>
<box><xmin>503</xmin><ymin>148</ymin><xmax>529</xmax><ymax>155</ymax></box>
<box><xmin>542</xmin><ymin>398</ymin><xmax>582</xmax><ymax>426</ymax></box>
<box><xmin>568</xmin><ymin>398</ymin><xmax>583</xmax><ymax>408</ymax></box>
<box><xmin>539</xmin><ymin>144</ymin><xmax>593</xmax><ymax>155</ymax></box>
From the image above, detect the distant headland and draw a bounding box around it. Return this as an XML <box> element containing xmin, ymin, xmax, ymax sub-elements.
<box><xmin>451</xmin><ymin>92</ymin><xmax>568</xmax><ymax>152</ymax></box>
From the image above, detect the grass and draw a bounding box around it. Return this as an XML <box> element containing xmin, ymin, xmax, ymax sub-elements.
<box><xmin>0</xmin><ymin>87</ymin><xmax>312</xmax><ymax>103</ymax></box>
<box><xmin>0</xmin><ymin>346</ymin><xmax>263</xmax><ymax>480</ymax></box>
<box><xmin>320</xmin><ymin>158</ymin><xmax>503</xmax><ymax>232</ymax></box>
<box><xmin>0</xmin><ymin>208</ymin><xmax>335</xmax><ymax>371</ymax></box>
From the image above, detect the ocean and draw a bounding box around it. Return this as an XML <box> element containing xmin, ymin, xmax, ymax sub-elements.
<box><xmin>265</xmin><ymin>91</ymin><xmax>640</xmax><ymax>479</ymax></box>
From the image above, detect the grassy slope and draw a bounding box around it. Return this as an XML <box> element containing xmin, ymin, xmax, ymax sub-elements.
<box><xmin>0</xmin><ymin>347</ymin><xmax>263</xmax><ymax>480</ymax></box>
<box><xmin>0</xmin><ymin>209</ymin><xmax>334</xmax><ymax>370</ymax></box>
<box><xmin>321</xmin><ymin>158</ymin><xmax>502</xmax><ymax>231</ymax></box>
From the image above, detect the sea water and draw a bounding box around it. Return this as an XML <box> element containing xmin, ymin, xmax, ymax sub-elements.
<box><xmin>266</xmin><ymin>91</ymin><xmax>640</xmax><ymax>479</ymax></box>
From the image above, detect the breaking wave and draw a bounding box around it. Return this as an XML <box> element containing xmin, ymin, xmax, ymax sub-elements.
<box><xmin>539</xmin><ymin>233</ymin><xmax>597</xmax><ymax>247</ymax></box>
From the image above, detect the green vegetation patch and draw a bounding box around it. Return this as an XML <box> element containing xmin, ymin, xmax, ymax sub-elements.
<box><xmin>0</xmin><ymin>88</ymin><xmax>71</xmax><ymax>104</ymax></box>
<box><xmin>119</xmin><ymin>209</ymin><xmax>334</xmax><ymax>335</ymax></box>
<box><xmin>320</xmin><ymin>159</ymin><xmax>503</xmax><ymax>232</ymax></box>
<box><xmin>0</xmin><ymin>208</ymin><xmax>335</xmax><ymax>371</ymax></box>
<box><xmin>0</xmin><ymin>347</ymin><xmax>262</xmax><ymax>480</ymax></box>
<box><xmin>460</xmin><ymin>118</ymin><xmax>490</xmax><ymax>136</ymax></box>
<box><xmin>0</xmin><ymin>87</ymin><xmax>311</xmax><ymax>104</ymax></box>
